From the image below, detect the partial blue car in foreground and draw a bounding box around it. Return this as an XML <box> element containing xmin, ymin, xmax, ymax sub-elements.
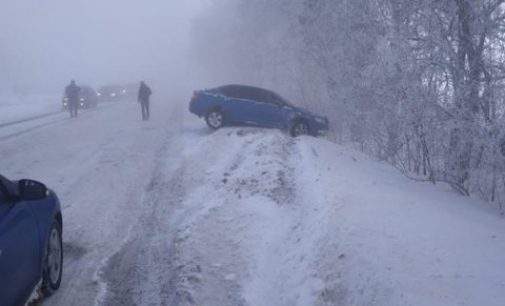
<box><xmin>0</xmin><ymin>175</ymin><xmax>63</xmax><ymax>306</ymax></box>
<box><xmin>189</xmin><ymin>84</ymin><xmax>329</xmax><ymax>137</ymax></box>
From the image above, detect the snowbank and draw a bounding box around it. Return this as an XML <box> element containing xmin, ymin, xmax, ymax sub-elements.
<box><xmin>297</xmin><ymin>137</ymin><xmax>505</xmax><ymax>306</ymax></box>
<box><xmin>169</xmin><ymin>124</ymin><xmax>505</xmax><ymax>306</ymax></box>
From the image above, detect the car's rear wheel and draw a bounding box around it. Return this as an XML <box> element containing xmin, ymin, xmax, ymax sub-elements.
<box><xmin>41</xmin><ymin>220</ymin><xmax>63</xmax><ymax>297</ymax></box>
<box><xmin>290</xmin><ymin>121</ymin><xmax>309</xmax><ymax>137</ymax></box>
<box><xmin>206</xmin><ymin>110</ymin><xmax>224</xmax><ymax>130</ymax></box>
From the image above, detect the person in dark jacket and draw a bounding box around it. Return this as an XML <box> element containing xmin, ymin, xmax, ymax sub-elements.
<box><xmin>138</xmin><ymin>81</ymin><xmax>152</xmax><ymax>121</ymax></box>
<box><xmin>65</xmin><ymin>80</ymin><xmax>81</xmax><ymax>118</ymax></box>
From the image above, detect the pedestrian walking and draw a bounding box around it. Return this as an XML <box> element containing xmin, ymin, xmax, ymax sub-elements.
<box><xmin>65</xmin><ymin>80</ymin><xmax>81</xmax><ymax>118</ymax></box>
<box><xmin>138</xmin><ymin>81</ymin><xmax>152</xmax><ymax>121</ymax></box>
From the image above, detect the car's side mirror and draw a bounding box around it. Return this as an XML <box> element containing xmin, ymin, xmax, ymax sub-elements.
<box><xmin>18</xmin><ymin>179</ymin><xmax>48</xmax><ymax>201</ymax></box>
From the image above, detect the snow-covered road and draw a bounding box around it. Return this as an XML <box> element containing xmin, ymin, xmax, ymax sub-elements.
<box><xmin>1</xmin><ymin>98</ymin><xmax>505</xmax><ymax>306</ymax></box>
<box><xmin>1</xmin><ymin>100</ymin><xmax>185</xmax><ymax>305</ymax></box>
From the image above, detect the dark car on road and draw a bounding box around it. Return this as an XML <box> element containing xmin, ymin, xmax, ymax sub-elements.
<box><xmin>0</xmin><ymin>175</ymin><xmax>63</xmax><ymax>306</ymax></box>
<box><xmin>189</xmin><ymin>84</ymin><xmax>329</xmax><ymax>137</ymax></box>
<box><xmin>97</xmin><ymin>85</ymin><xmax>128</xmax><ymax>102</ymax></box>
<box><xmin>62</xmin><ymin>86</ymin><xmax>98</xmax><ymax>110</ymax></box>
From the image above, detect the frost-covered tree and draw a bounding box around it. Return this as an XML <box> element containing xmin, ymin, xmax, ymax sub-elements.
<box><xmin>191</xmin><ymin>0</ymin><xmax>505</xmax><ymax>211</ymax></box>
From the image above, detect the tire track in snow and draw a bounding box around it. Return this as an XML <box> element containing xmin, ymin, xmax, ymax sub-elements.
<box><xmin>166</xmin><ymin>129</ymin><xmax>323</xmax><ymax>306</ymax></box>
<box><xmin>0</xmin><ymin>102</ymin><xmax>118</xmax><ymax>142</ymax></box>
<box><xmin>0</xmin><ymin>110</ymin><xmax>61</xmax><ymax>128</ymax></box>
<box><xmin>165</xmin><ymin>129</ymin><xmax>272</xmax><ymax>306</ymax></box>
<box><xmin>0</xmin><ymin>116</ymin><xmax>68</xmax><ymax>142</ymax></box>
<box><xmin>169</xmin><ymin>130</ymin><xmax>334</xmax><ymax>306</ymax></box>
<box><xmin>97</xmin><ymin>126</ymin><xmax>326</xmax><ymax>306</ymax></box>
<box><xmin>97</xmin><ymin>120</ymin><xmax>185</xmax><ymax>305</ymax></box>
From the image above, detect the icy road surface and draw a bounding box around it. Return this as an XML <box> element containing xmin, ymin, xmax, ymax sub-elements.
<box><xmin>1</xmin><ymin>99</ymin><xmax>505</xmax><ymax>306</ymax></box>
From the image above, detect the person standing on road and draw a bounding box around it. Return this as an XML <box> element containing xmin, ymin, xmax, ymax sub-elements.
<box><xmin>65</xmin><ymin>80</ymin><xmax>81</xmax><ymax>118</ymax></box>
<box><xmin>138</xmin><ymin>81</ymin><xmax>152</xmax><ymax>121</ymax></box>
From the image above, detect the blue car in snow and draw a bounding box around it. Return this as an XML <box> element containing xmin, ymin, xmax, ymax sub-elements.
<box><xmin>189</xmin><ymin>84</ymin><xmax>329</xmax><ymax>137</ymax></box>
<box><xmin>0</xmin><ymin>175</ymin><xmax>63</xmax><ymax>306</ymax></box>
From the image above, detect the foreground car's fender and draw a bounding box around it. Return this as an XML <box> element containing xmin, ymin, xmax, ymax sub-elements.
<box><xmin>28</xmin><ymin>191</ymin><xmax>62</xmax><ymax>274</ymax></box>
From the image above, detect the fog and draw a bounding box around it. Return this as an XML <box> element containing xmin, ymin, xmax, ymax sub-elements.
<box><xmin>2</xmin><ymin>2</ymin><xmax>505</xmax><ymax>305</ymax></box>
<box><xmin>0</xmin><ymin>0</ymin><xmax>206</xmax><ymax>96</ymax></box>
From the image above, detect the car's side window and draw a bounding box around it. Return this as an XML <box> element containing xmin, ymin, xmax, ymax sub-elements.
<box><xmin>220</xmin><ymin>86</ymin><xmax>254</xmax><ymax>102</ymax></box>
<box><xmin>216</xmin><ymin>86</ymin><xmax>288</xmax><ymax>106</ymax></box>
<box><xmin>242</xmin><ymin>87</ymin><xmax>262</xmax><ymax>102</ymax></box>
<box><xmin>251</xmin><ymin>89</ymin><xmax>269</xmax><ymax>104</ymax></box>
<box><xmin>266</xmin><ymin>92</ymin><xmax>282</xmax><ymax>106</ymax></box>
<box><xmin>218</xmin><ymin>86</ymin><xmax>242</xmax><ymax>100</ymax></box>
<box><xmin>236</xmin><ymin>88</ymin><xmax>270</xmax><ymax>104</ymax></box>
<box><xmin>254</xmin><ymin>89</ymin><xmax>282</xmax><ymax>106</ymax></box>
<box><xmin>231</xmin><ymin>87</ymin><xmax>249</xmax><ymax>100</ymax></box>
<box><xmin>269</xmin><ymin>92</ymin><xmax>287</xmax><ymax>106</ymax></box>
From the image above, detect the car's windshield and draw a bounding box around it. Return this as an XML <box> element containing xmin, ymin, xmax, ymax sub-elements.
<box><xmin>271</xmin><ymin>92</ymin><xmax>292</xmax><ymax>107</ymax></box>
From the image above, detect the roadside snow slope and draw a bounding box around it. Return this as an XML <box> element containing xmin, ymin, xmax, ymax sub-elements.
<box><xmin>168</xmin><ymin>124</ymin><xmax>505</xmax><ymax>306</ymax></box>
<box><xmin>299</xmin><ymin>138</ymin><xmax>505</xmax><ymax>306</ymax></box>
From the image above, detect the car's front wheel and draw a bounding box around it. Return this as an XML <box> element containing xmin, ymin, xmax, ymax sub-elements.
<box><xmin>290</xmin><ymin>121</ymin><xmax>309</xmax><ymax>137</ymax></box>
<box><xmin>206</xmin><ymin>110</ymin><xmax>224</xmax><ymax>130</ymax></box>
<box><xmin>41</xmin><ymin>220</ymin><xmax>63</xmax><ymax>297</ymax></box>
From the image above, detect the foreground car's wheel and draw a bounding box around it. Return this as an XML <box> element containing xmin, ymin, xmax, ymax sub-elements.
<box><xmin>290</xmin><ymin>121</ymin><xmax>309</xmax><ymax>137</ymax></box>
<box><xmin>41</xmin><ymin>220</ymin><xmax>63</xmax><ymax>297</ymax></box>
<box><xmin>206</xmin><ymin>110</ymin><xmax>224</xmax><ymax>129</ymax></box>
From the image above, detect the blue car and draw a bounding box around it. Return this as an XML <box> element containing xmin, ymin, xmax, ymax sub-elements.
<box><xmin>0</xmin><ymin>175</ymin><xmax>63</xmax><ymax>306</ymax></box>
<box><xmin>189</xmin><ymin>84</ymin><xmax>329</xmax><ymax>136</ymax></box>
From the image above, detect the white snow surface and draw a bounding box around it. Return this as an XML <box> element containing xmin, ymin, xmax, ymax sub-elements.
<box><xmin>0</xmin><ymin>94</ymin><xmax>60</xmax><ymax>124</ymax></box>
<box><xmin>1</xmin><ymin>98</ymin><xmax>504</xmax><ymax>306</ymax></box>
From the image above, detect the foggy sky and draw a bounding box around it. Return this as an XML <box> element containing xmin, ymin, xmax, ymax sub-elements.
<box><xmin>0</xmin><ymin>0</ymin><xmax>205</xmax><ymax>95</ymax></box>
